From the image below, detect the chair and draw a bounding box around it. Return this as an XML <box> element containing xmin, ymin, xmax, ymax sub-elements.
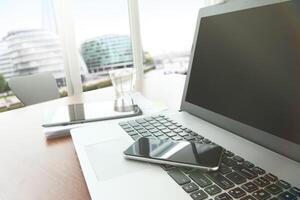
<box><xmin>8</xmin><ymin>73</ymin><xmax>60</xmax><ymax>106</ymax></box>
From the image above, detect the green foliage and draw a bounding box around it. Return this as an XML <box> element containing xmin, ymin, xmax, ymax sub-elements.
<box><xmin>59</xmin><ymin>79</ymin><xmax>113</xmax><ymax>97</ymax></box>
<box><xmin>82</xmin><ymin>79</ymin><xmax>112</xmax><ymax>92</ymax></box>
<box><xmin>144</xmin><ymin>52</ymin><xmax>154</xmax><ymax>65</ymax></box>
<box><xmin>59</xmin><ymin>90</ymin><xmax>68</xmax><ymax>97</ymax></box>
<box><xmin>0</xmin><ymin>102</ymin><xmax>24</xmax><ymax>112</ymax></box>
<box><xmin>144</xmin><ymin>66</ymin><xmax>155</xmax><ymax>73</ymax></box>
<box><xmin>0</xmin><ymin>74</ymin><xmax>7</xmax><ymax>93</ymax></box>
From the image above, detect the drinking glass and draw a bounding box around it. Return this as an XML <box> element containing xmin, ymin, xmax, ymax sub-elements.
<box><xmin>109</xmin><ymin>68</ymin><xmax>136</xmax><ymax>112</ymax></box>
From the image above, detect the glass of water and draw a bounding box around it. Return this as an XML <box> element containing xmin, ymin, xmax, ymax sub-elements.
<box><xmin>109</xmin><ymin>68</ymin><xmax>136</xmax><ymax>112</ymax></box>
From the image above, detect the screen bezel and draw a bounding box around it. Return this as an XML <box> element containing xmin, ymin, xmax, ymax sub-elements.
<box><xmin>124</xmin><ymin>137</ymin><xmax>224</xmax><ymax>170</ymax></box>
<box><xmin>180</xmin><ymin>0</ymin><xmax>300</xmax><ymax>163</ymax></box>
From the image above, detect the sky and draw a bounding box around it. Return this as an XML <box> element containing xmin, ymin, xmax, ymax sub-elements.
<box><xmin>0</xmin><ymin>0</ymin><xmax>42</xmax><ymax>38</ymax></box>
<box><xmin>0</xmin><ymin>0</ymin><xmax>208</xmax><ymax>56</ymax></box>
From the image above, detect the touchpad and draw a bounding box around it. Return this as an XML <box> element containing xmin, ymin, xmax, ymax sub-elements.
<box><xmin>85</xmin><ymin>138</ymin><xmax>148</xmax><ymax>181</ymax></box>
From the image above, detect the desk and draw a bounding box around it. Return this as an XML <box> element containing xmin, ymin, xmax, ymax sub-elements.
<box><xmin>0</xmin><ymin>74</ymin><xmax>186</xmax><ymax>200</ymax></box>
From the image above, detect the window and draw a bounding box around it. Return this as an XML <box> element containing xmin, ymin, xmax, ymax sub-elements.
<box><xmin>0</xmin><ymin>0</ymin><xmax>66</xmax><ymax>112</ymax></box>
<box><xmin>73</xmin><ymin>0</ymin><xmax>143</xmax><ymax>93</ymax></box>
<box><xmin>139</xmin><ymin>0</ymin><xmax>211</xmax><ymax>76</ymax></box>
<box><xmin>0</xmin><ymin>0</ymin><xmax>219</xmax><ymax>112</ymax></box>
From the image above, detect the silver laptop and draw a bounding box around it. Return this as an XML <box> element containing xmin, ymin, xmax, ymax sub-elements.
<box><xmin>71</xmin><ymin>0</ymin><xmax>300</xmax><ymax>199</ymax></box>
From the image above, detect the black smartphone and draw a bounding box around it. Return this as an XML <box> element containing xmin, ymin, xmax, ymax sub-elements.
<box><xmin>124</xmin><ymin>137</ymin><xmax>224</xmax><ymax>171</ymax></box>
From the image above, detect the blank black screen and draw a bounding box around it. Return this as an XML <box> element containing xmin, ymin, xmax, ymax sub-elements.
<box><xmin>186</xmin><ymin>1</ymin><xmax>300</xmax><ymax>145</ymax></box>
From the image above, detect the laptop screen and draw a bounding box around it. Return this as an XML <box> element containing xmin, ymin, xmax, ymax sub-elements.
<box><xmin>185</xmin><ymin>1</ymin><xmax>300</xmax><ymax>146</ymax></box>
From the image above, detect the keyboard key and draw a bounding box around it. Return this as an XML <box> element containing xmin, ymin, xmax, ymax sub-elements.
<box><xmin>172</xmin><ymin>136</ymin><xmax>182</xmax><ymax>141</ymax></box>
<box><xmin>145</xmin><ymin>135</ymin><xmax>156</xmax><ymax>139</ymax></box>
<box><xmin>215</xmin><ymin>193</ymin><xmax>233</xmax><ymax>200</ymax></box>
<box><xmin>278</xmin><ymin>191</ymin><xmax>297</xmax><ymax>200</ymax></box>
<box><xmin>233</xmin><ymin>165</ymin><xmax>258</xmax><ymax>179</ymax></box>
<box><xmin>173</xmin><ymin>128</ymin><xmax>183</xmax><ymax>133</ymax></box>
<box><xmin>158</xmin><ymin>135</ymin><xmax>169</xmax><ymax>140</ymax></box>
<box><xmin>154</xmin><ymin>117</ymin><xmax>164</xmax><ymax>121</ymax></box>
<box><xmin>147</xmin><ymin>120</ymin><xmax>156</xmax><ymax>124</ymax></box>
<box><xmin>204</xmin><ymin>185</ymin><xmax>222</xmax><ymax>196</ymax></box>
<box><xmin>166</xmin><ymin>132</ymin><xmax>177</xmax><ymax>137</ymax></box>
<box><xmin>189</xmin><ymin>171</ymin><xmax>212</xmax><ymax>188</ymax></box>
<box><xmin>219</xmin><ymin>163</ymin><xmax>232</xmax><ymax>175</ymax></box>
<box><xmin>133</xmin><ymin>126</ymin><xmax>144</xmax><ymax>130</ymax></box>
<box><xmin>185</xmin><ymin>129</ymin><xmax>192</xmax><ymax>133</ymax></box>
<box><xmin>168</xmin><ymin>125</ymin><xmax>178</xmax><ymax>130</ymax></box>
<box><xmin>143</xmin><ymin>117</ymin><xmax>154</xmax><ymax>121</ymax></box>
<box><xmin>203</xmin><ymin>139</ymin><xmax>211</xmax><ymax>144</ymax></box>
<box><xmin>242</xmin><ymin>161</ymin><xmax>255</xmax><ymax>168</ymax></box>
<box><xmin>159</xmin><ymin>120</ymin><xmax>169</xmax><ymax>124</ymax></box>
<box><xmin>206</xmin><ymin>172</ymin><xmax>234</xmax><ymax>190</ymax></box>
<box><xmin>252</xmin><ymin>167</ymin><xmax>265</xmax><ymax>175</ymax></box>
<box><xmin>149</xmin><ymin>129</ymin><xmax>159</xmax><ymax>133</ymax></box>
<box><xmin>119</xmin><ymin>122</ymin><xmax>128</xmax><ymax>126</ymax></box>
<box><xmin>137</xmin><ymin>129</ymin><xmax>147</xmax><ymax>134</ymax></box>
<box><xmin>132</xmin><ymin>135</ymin><xmax>141</xmax><ymax>140</ymax></box>
<box><xmin>270</xmin><ymin>198</ymin><xmax>279</xmax><ymax>200</ymax></box>
<box><xmin>190</xmin><ymin>131</ymin><xmax>199</xmax><ymax>136</ymax></box>
<box><xmin>184</xmin><ymin>135</ymin><xmax>196</xmax><ymax>141</ymax></box>
<box><xmin>128</xmin><ymin>120</ymin><xmax>140</xmax><ymax>127</ymax></box>
<box><xmin>226</xmin><ymin>172</ymin><xmax>247</xmax><ymax>184</ymax></box>
<box><xmin>152</xmin><ymin>123</ymin><xmax>161</xmax><ymax>127</ymax></box>
<box><xmin>265</xmin><ymin>184</ymin><xmax>283</xmax><ymax>195</ymax></box>
<box><xmin>290</xmin><ymin>187</ymin><xmax>300</xmax><ymax>197</ymax></box>
<box><xmin>183</xmin><ymin>182</ymin><xmax>199</xmax><ymax>193</ymax></box>
<box><xmin>162</xmin><ymin>122</ymin><xmax>173</xmax><ymax>126</ymax></box>
<box><xmin>141</xmin><ymin>132</ymin><xmax>152</xmax><ymax>137</ymax></box>
<box><xmin>241</xmin><ymin>195</ymin><xmax>256</xmax><ymax>200</ymax></box>
<box><xmin>124</xmin><ymin>127</ymin><xmax>134</xmax><ymax>132</ymax></box>
<box><xmin>264</xmin><ymin>173</ymin><xmax>278</xmax><ymax>182</ymax></box>
<box><xmin>253</xmin><ymin>177</ymin><xmax>270</xmax><ymax>187</ymax></box>
<box><xmin>170</xmin><ymin>120</ymin><xmax>178</xmax><ymax>124</ymax></box>
<box><xmin>241</xmin><ymin>182</ymin><xmax>259</xmax><ymax>193</ymax></box>
<box><xmin>142</xmin><ymin>123</ymin><xmax>152</xmax><ymax>128</ymax></box>
<box><xmin>145</xmin><ymin>125</ymin><xmax>155</xmax><ymax>130</ymax></box>
<box><xmin>196</xmin><ymin>135</ymin><xmax>204</xmax><ymax>140</ymax></box>
<box><xmin>178</xmin><ymin>131</ymin><xmax>189</xmax><ymax>137</ymax></box>
<box><xmin>161</xmin><ymin>129</ymin><xmax>171</xmax><ymax>133</ymax></box>
<box><xmin>191</xmin><ymin>190</ymin><xmax>208</xmax><ymax>200</ymax></box>
<box><xmin>276</xmin><ymin>180</ymin><xmax>291</xmax><ymax>189</ymax></box>
<box><xmin>168</xmin><ymin>169</ymin><xmax>191</xmax><ymax>185</ymax></box>
<box><xmin>228</xmin><ymin>187</ymin><xmax>246</xmax><ymax>198</ymax></box>
<box><xmin>233</xmin><ymin>155</ymin><xmax>244</xmax><ymax>162</ymax></box>
<box><xmin>126</xmin><ymin>130</ymin><xmax>138</xmax><ymax>136</ymax></box>
<box><xmin>252</xmin><ymin>189</ymin><xmax>271</xmax><ymax>200</ymax></box>
<box><xmin>153</xmin><ymin>131</ymin><xmax>163</xmax><ymax>137</ymax></box>
<box><xmin>224</xmin><ymin>150</ymin><xmax>235</xmax><ymax>157</ymax></box>
<box><xmin>156</xmin><ymin>125</ymin><xmax>167</xmax><ymax>130</ymax></box>
<box><xmin>222</xmin><ymin>156</ymin><xmax>238</xmax><ymax>167</ymax></box>
<box><xmin>136</xmin><ymin>119</ymin><xmax>147</xmax><ymax>124</ymax></box>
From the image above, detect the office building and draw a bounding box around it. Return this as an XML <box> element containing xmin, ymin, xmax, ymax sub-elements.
<box><xmin>80</xmin><ymin>35</ymin><xmax>134</xmax><ymax>74</ymax></box>
<box><xmin>0</xmin><ymin>43</ymin><xmax>14</xmax><ymax>80</ymax></box>
<box><xmin>0</xmin><ymin>29</ymin><xmax>66</xmax><ymax>87</ymax></box>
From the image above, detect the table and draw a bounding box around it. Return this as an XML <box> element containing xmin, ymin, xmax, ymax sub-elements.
<box><xmin>0</xmin><ymin>74</ymin><xmax>186</xmax><ymax>200</ymax></box>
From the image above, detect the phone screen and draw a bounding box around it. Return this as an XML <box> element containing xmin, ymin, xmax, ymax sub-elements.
<box><xmin>124</xmin><ymin>137</ymin><xmax>224</xmax><ymax>168</ymax></box>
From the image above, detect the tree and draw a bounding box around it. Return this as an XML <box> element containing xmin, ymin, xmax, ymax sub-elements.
<box><xmin>0</xmin><ymin>74</ymin><xmax>7</xmax><ymax>94</ymax></box>
<box><xmin>144</xmin><ymin>52</ymin><xmax>155</xmax><ymax>65</ymax></box>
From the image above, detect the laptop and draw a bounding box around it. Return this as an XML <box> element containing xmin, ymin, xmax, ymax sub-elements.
<box><xmin>71</xmin><ymin>0</ymin><xmax>300</xmax><ymax>200</ymax></box>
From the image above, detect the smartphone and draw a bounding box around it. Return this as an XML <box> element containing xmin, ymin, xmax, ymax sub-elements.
<box><xmin>124</xmin><ymin>137</ymin><xmax>224</xmax><ymax>171</ymax></box>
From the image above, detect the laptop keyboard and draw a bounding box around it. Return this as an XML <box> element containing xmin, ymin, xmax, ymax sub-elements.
<box><xmin>119</xmin><ymin>114</ymin><xmax>300</xmax><ymax>200</ymax></box>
